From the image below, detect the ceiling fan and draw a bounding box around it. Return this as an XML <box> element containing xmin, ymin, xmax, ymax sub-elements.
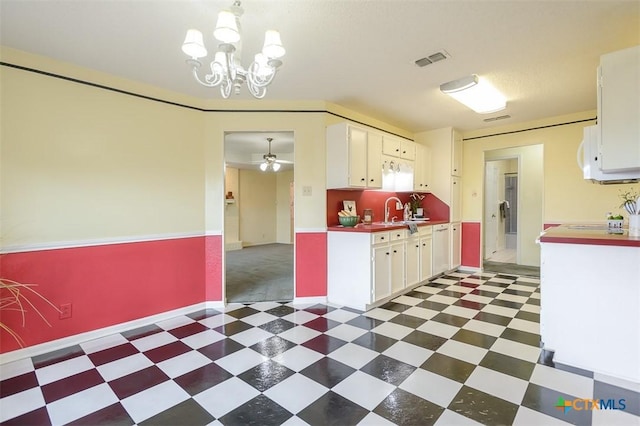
<box><xmin>256</xmin><ymin>137</ymin><xmax>292</xmax><ymax>171</ymax></box>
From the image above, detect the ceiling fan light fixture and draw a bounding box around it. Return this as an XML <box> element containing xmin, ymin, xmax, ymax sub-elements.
<box><xmin>440</xmin><ymin>74</ymin><xmax>507</xmax><ymax>114</ymax></box>
<box><xmin>259</xmin><ymin>137</ymin><xmax>281</xmax><ymax>172</ymax></box>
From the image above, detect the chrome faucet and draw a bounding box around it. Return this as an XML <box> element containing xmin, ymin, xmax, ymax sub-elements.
<box><xmin>384</xmin><ymin>197</ymin><xmax>402</xmax><ymax>223</ymax></box>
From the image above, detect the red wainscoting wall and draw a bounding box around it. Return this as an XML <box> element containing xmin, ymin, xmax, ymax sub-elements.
<box><xmin>461</xmin><ymin>222</ymin><xmax>481</xmax><ymax>268</ymax></box>
<box><xmin>0</xmin><ymin>236</ymin><xmax>209</xmax><ymax>354</ymax></box>
<box><xmin>205</xmin><ymin>235</ymin><xmax>223</xmax><ymax>302</ymax></box>
<box><xmin>295</xmin><ymin>233</ymin><xmax>327</xmax><ymax>298</ymax></box>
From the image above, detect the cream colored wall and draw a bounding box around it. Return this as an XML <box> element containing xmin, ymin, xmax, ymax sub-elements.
<box><xmin>462</xmin><ymin>111</ymin><xmax>640</xmax><ymax>224</ymax></box>
<box><xmin>276</xmin><ymin>171</ymin><xmax>294</xmax><ymax>244</ymax></box>
<box><xmin>203</xmin><ymin>112</ymin><xmax>328</xmax><ymax>235</ymax></box>
<box><xmin>224</xmin><ymin>167</ymin><xmax>241</xmax><ymax>249</ymax></box>
<box><xmin>238</xmin><ymin>169</ymin><xmax>277</xmax><ymax>246</ymax></box>
<box><xmin>1</xmin><ymin>62</ymin><xmax>205</xmax><ymax>249</ymax></box>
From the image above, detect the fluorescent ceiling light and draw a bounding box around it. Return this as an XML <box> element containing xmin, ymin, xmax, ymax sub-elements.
<box><xmin>440</xmin><ymin>75</ymin><xmax>506</xmax><ymax>114</ymax></box>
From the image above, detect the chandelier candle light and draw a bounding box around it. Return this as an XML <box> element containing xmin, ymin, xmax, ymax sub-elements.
<box><xmin>181</xmin><ymin>1</ymin><xmax>285</xmax><ymax>99</ymax></box>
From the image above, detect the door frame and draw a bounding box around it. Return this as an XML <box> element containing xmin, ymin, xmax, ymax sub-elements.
<box><xmin>482</xmin><ymin>154</ymin><xmax>521</xmax><ymax>265</ymax></box>
<box><xmin>222</xmin><ymin>130</ymin><xmax>295</xmax><ymax>304</ymax></box>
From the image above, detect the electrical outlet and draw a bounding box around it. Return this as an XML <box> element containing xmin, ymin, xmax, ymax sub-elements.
<box><xmin>302</xmin><ymin>186</ymin><xmax>312</xmax><ymax>196</ymax></box>
<box><xmin>59</xmin><ymin>303</ymin><xmax>72</xmax><ymax>319</ymax></box>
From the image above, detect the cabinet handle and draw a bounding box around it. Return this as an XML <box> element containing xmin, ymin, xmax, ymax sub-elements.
<box><xmin>416</xmin><ymin>245</ymin><xmax>419</xmax><ymax>248</ymax></box>
<box><xmin>386</xmin><ymin>252</ymin><xmax>390</xmax><ymax>255</ymax></box>
<box><xmin>381</xmin><ymin>237</ymin><xmax>385</xmax><ymax>240</ymax></box>
<box><xmin>393</xmin><ymin>250</ymin><xmax>397</xmax><ymax>253</ymax></box>
<box><xmin>361</xmin><ymin>178</ymin><xmax>366</xmax><ymax>182</ymax></box>
<box><xmin>370</xmin><ymin>178</ymin><xmax>374</xmax><ymax>182</ymax></box>
<box><xmin>453</xmin><ymin>181</ymin><xmax>457</xmax><ymax>184</ymax></box>
<box><xmin>395</xmin><ymin>148</ymin><xmax>400</xmax><ymax>152</ymax></box>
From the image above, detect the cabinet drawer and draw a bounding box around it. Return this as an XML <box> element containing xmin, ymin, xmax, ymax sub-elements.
<box><xmin>390</xmin><ymin>230</ymin><xmax>406</xmax><ymax>241</ymax></box>
<box><xmin>372</xmin><ymin>232</ymin><xmax>390</xmax><ymax>244</ymax></box>
<box><xmin>419</xmin><ymin>225</ymin><xmax>433</xmax><ymax>236</ymax></box>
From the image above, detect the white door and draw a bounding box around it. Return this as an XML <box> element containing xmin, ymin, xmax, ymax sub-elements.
<box><xmin>484</xmin><ymin>162</ymin><xmax>499</xmax><ymax>258</ymax></box>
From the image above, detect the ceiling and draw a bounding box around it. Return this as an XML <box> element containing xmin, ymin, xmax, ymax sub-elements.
<box><xmin>1</xmin><ymin>0</ymin><xmax>639</xmax><ymax>169</ymax></box>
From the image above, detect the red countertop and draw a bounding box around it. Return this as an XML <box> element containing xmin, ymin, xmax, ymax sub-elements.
<box><xmin>539</xmin><ymin>224</ymin><xmax>640</xmax><ymax>247</ymax></box>
<box><xmin>328</xmin><ymin>219</ymin><xmax>449</xmax><ymax>233</ymax></box>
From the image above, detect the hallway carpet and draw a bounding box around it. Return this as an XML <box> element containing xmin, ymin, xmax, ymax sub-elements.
<box><xmin>225</xmin><ymin>243</ymin><xmax>294</xmax><ymax>303</ymax></box>
<box><xmin>483</xmin><ymin>261</ymin><xmax>540</xmax><ymax>278</ymax></box>
<box><xmin>2</xmin><ymin>271</ymin><xmax>638</xmax><ymax>425</ymax></box>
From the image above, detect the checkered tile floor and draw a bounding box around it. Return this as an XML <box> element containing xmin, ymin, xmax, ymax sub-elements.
<box><xmin>1</xmin><ymin>272</ymin><xmax>639</xmax><ymax>425</ymax></box>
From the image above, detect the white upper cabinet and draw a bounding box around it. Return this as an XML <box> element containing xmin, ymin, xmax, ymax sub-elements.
<box><xmin>598</xmin><ymin>45</ymin><xmax>640</xmax><ymax>173</ymax></box>
<box><xmin>326</xmin><ymin>122</ymin><xmax>383</xmax><ymax>189</ymax></box>
<box><xmin>367</xmin><ymin>132</ymin><xmax>383</xmax><ymax>188</ymax></box>
<box><xmin>413</xmin><ymin>143</ymin><xmax>432</xmax><ymax>192</ymax></box>
<box><xmin>383</xmin><ymin>135</ymin><xmax>416</xmax><ymax>160</ymax></box>
<box><xmin>452</xmin><ymin>131</ymin><xmax>463</xmax><ymax>177</ymax></box>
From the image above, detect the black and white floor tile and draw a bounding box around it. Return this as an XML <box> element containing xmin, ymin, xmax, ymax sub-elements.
<box><xmin>1</xmin><ymin>272</ymin><xmax>639</xmax><ymax>425</ymax></box>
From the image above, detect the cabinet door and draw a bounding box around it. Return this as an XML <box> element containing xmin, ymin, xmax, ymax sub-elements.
<box><xmin>348</xmin><ymin>127</ymin><xmax>368</xmax><ymax>187</ymax></box>
<box><xmin>413</xmin><ymin>144</ymin><xmax>424</xmax><ymax>192</ymax></box>
<box><xmin>401</xmin><ymin>140</ymin><xmax>416</xmax><ymax>160</ymax></box>
<box><xmin>414</xmin><ymin>144</ymin><xmax>432</xmax><ymax>192</ymax></box>
<box><xmin>450</xmin><ymin>222</ymin><xmax>461</xmax><ymax>269</ymax></box>
<box><xmin>373</xmin><ymin>245</ymin><xmax>391</xmax><ymax>301</ymax></box>
<box><xmin>382</xmin><ymin>136</ymin><xmax>402</xmax><ymax>157</ymax></box>
<box><xmin>367</xmin><ymin>132</ymin><xmax>383</xmax><ymax>188</ymax></box>
<box><xmin>420</xmin><ymin>236</ymin><xmax>432</xmax><ymax>281</ymax></box>
<box><xmin>432</xmin><ymin>225</ymin><xmax>450</xmax><ymax>276</ymax></box>
<box><xmin>452</xmin><ymin>130</ymin><xmax>463</xmax><ymax>176</ymax></box>
<box><xmin>390</xmin><ymin>241</ymin><xmax>405</xmax><ymax>294</ymax></box>
<box><xmin>405</xmin><ymin>237</ymin><xmax>421</xmax><ymax>287</ymax></box>
<box><xmin>451</xmin><ymin>176</ymin><xmax>461</xmax><ymax>223</ymax></box>
<box><xmin>598</xmin><ymin>46</ymin><xmax>640</xmax><ymax>173</ymax></box>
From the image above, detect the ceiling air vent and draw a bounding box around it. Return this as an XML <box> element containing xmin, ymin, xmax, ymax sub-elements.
<box><xmin>415</xmin><ymin>50</ymin><xmax>450</xmax><ymax>67</ymax></box>
<box><xmin>483</xmin><ymin>115</ymin><xmax>511</xmax><ymax>122</ymax></box>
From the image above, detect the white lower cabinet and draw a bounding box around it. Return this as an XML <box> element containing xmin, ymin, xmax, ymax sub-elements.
<box><xmin>432</xmin><ymin>224</ymin><xmax>450</xmax><ymax>276</ymax></box>
<box><xmin>405</xmin><ymin>232</ymin><xmax>421</xmax><ymax>288</ymax></box>
<box><xmin>389</xmin><ymin>230</ymin><xmax>406</xmax><ymax>294</ymax></box>
<box><xmin>450</xmin><ymin>222</ymin><xmax>461</xmax><ymax>269</ymax></box>
<box><xmin>328</xmin><ymin>226</ymin><xmax>433</xmax><ymax>311</ymax></box>
<box><xmin>419</xmin><ymin>226</ymin><xmax>433</xmax><ymax>282</ymax></box>
<box><xmin>373</xmin><ymin>244</ymin><xmax>391</xmax><ymax>301</ymax></box>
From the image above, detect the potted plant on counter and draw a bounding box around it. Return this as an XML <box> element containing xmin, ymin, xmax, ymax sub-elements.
<box><xmin>409</xmin><ymin>193</ymin><xmax>425</xmax><ymax>217</ymax></box>
<box><xmin>619</xmin><ymin>188</ymin><xmax>640</xmax><ymax>237</ymax></box>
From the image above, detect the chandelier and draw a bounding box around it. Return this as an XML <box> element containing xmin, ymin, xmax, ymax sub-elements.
<box><xmin>181</xmin><ymin>1</ymin><xmax>285</xmax><ymax>99</ymax></box>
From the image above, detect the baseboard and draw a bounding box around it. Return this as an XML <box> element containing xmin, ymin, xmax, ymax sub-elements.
<box><xmin>225</xmin><ymin>241</ymin><xmax>243</xmax><ymax>251</ymax></box>
<box><xmin>0</xmin><ymin>302</ymin><xmax>210</xmax><ymax>365</ymax></box>
<box><xmin>292</xmin><ymin>296</ymin><xmax>327</xmax><ymax>306</ymax></box>
<box><xmin>459</xmin><ymin>265</ymin><xmax>482</xmax><ymax>273</ymax></box>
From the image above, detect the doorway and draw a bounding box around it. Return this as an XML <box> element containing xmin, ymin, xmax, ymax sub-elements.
<box><xmin>482</xmin><ymin>144</ymin><xmax>544</xmax><ymax>275</ymax></box>
<box><xmin>484</xmin><ymin>158</ymin><xmax>518</xmax><ymax>264</ymax></box>
<box><xmin>223</xmin><ymin>131</ymin><xmax>295</xmax><ymax>303</ymax></box>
